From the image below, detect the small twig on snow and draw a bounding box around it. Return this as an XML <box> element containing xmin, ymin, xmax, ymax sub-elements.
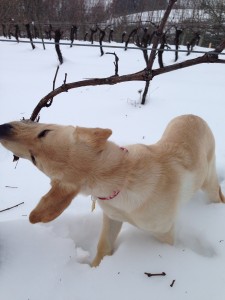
<box><xmin>144</xmin><ymin>272</ymin><xmax>166</xmax><ymax>277</ymax></box>
<box><xmin>0</xmin><ymin>202</ymin><xmax>24</xmax><ymax>213</ymax></box>
<box><xmin>5</xmin><ymin>185</ymin><xmax>18</xmax><ymax>188</ymax></box>
<box><xmin>170</xmin><ymin>279</ymin><xmax>176</xmax><ymax>287</ymax></box>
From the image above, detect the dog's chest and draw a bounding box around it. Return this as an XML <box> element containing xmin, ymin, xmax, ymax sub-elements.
<box><xmin>99</xmin><ymin>204</ymin><xmax>132</xmax><ymax>223</ymax></box>
<box><xmin>96</xmin><ymin>190</ymin><xmax>147</xmax><ymax>223</ymax></box>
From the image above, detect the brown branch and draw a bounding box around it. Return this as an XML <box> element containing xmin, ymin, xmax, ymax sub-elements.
<box><xmin>29</xmin><ymin>71</ymin><xmax>144</xmax><ymax>121</ymax></box>
<box><xmin>144</xmin><ymin>272</ymin><xmax>166</xmax><ymax>277</ymax></box>
<box><xmin>0</xmin><ymin>202</ymin><xmax>24</xmax><ymax>213</ymax></box>
<box><xmin>147</xmin><ymin>0</ymin><xmax>177</xmax><ymax>70</ymax></box>
<box><xmin>5</xmin><ymin>185</ymin><xmax>18</xmax><ymax>188</ymax></box>
<box><xmin>31</xmin><ymin>65</ymin><xmax>60</xmax><ymax>122</ymax></box>
<box><xmin>55</xmin><ymin>29</ymin><xmax>63</xmax><ymax>64</ymax></box>
<box><xmin>152</xmin><ymin>52</ymin><xmax>225</xmax><ymax>78</ymax></box>
<box><xmin>215</xmin><ymin>39</ymin><xmax>225</xmax><ymax>53</ymax></box>
<box><xmin>63</xmin><ymin>73</ymin><xmax>67</xmax><ymax>85</ymax></box>
<box><xmin>53</xmin><ymin>66</ymin><xmax>60</xmax><ymax>91</ymax></box>
<box><xmin>106</xmin><ymin>52</ymin><xmax>119</xmax><ymax>76</ymax></box>
<box><xmin>30</xmin><ymin>44</ymin><xmax>225</xmax><ymax>122</ymax></box>
<box><xmin>170</xmin><ymin>280</ymin><xmax>176</xmax><ymax>287</ymax></box>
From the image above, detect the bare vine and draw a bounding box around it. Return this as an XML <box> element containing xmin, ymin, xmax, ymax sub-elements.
<box><xmin>27</xmin><ymin>0</ymin><xmax>225</xmax><ymax>121</ymax></box>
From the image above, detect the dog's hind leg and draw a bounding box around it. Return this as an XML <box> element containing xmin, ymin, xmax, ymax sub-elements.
<box><xmin>202</xmin><ymin>158</ymin><xmax>225</xmax><ymax>203</ymax></box>
<box><xmin>91</xmin><ymin>213</ymin><xmax>122</xmax><ymax>267</ymax></box>
<box><xmin>29</xmin><ymin>180</ymin><xmax>79</xmax><ymax>223</ymax></box>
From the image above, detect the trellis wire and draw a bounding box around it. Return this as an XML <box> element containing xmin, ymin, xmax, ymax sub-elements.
<box><xmin>0</xmin><ymin>38</ymin><xmax>224</xmax><ymax>56</ymax></box>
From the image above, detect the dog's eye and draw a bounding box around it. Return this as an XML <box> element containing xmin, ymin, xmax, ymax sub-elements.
<box><xmin>37</xmin><ymin>129</ymin><xmax>51</xmax><ymax>138</ymax></box>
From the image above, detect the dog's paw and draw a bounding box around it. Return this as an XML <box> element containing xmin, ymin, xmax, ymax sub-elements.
<box><xmin>91</xmin><ymin>255</ymin><xmax>103</xmax><ymax>268</ymax></box>
<box><xmin>29</xmin><ymin>211</ymin><xmax>41</xmax><ymax>224</ymax></box>
<box><xmin>29</xmin><ymin>210</ymin><xmax>54</xmax><ymax>223</ymax></box>
<box><xmin>29</xmin><ymin>209</ymin><xmax>61</xmax><ymax>223</ymax></box>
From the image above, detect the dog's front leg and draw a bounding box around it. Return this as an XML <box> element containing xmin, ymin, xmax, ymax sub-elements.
<box><xmin>91</xmin><ymin>213</ymin><xmax>123</xmax><ymax>267</ymax></box>
<box><xmin>29</xmin><ymin>180</ymin><xmax>79</xmax><ymax>224</ymax></box>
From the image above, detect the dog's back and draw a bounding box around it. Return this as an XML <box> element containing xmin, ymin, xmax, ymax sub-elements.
<box><xmin>156</xmin><ymin>115</ymin><xmax>224</xmax><ymax>203</ymax></box>
<box><xmin>158</xmin><ymin>115</ymin><xmax>215</xmax><ymax>168</ymax></box>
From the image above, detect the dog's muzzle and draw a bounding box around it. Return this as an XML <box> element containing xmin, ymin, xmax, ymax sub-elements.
<box><xmin>0</xmin><ymin>123</ymin><xmax>14</xmax><ymax>139</ymax></box>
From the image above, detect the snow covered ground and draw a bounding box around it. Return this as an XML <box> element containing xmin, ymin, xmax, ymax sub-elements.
<box><xmin>0</xmin><ymin>38</ymin><xmax>225</xmax><ymax>300</ymax></box>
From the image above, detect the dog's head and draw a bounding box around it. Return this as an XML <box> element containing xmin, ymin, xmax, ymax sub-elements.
<box><xmin>0</xmin><ymin>120</ymin><xmax>112</xmax><ymax>178</ymax></box>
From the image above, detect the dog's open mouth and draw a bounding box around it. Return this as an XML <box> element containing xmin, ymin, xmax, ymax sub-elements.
<box><xmin>13</xmin><ymin>154</ymin><xmax>20</xmax><ymax>162</ymax></box>
<box><xmin>29</xmin><ymin>151</ymin><xmax>37</xmax><ymax>165</ymax></box>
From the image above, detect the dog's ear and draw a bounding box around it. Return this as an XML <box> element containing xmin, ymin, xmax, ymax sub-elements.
<box><xmin>29</xmin><ymin>180</ymin><xmax>79</xmax><ymax>223</ymax></box>
<box><xmin>75</xmin><ymin>127</ymin><xmax>112</xmax><ymax>150</ymax></box>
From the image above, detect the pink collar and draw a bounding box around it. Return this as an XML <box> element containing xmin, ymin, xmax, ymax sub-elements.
<box><xmin>98</xmin><ymin>190</ymin><xmax>120</xmax><ymax>201</ymax></box>
<box><xmin>120</xmin><ymin>147</ymin><xmax>128</xmax><ymax>152</ymax></box>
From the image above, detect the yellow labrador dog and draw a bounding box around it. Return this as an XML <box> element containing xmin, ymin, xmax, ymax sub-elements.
<box><xmin>0</xmin><ymin>114</ymin><xmax>224</xmax><ymax>266</ymax></box>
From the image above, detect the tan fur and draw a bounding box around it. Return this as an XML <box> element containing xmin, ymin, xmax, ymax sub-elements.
<box><xmin>0</xmin><ymin>115</ymin><xmax>224</xmax><ymax>267</ymax></box>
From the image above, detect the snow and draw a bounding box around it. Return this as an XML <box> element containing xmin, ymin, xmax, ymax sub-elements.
<box><xmin>1</xmin><ymin>38</ymin><xmax>225</xmax><ymax>300</ymax></box>
<box><xmin>114</xmin><ymin>9</ymin><xmax>209</xmax><ymax>26</ymax></box>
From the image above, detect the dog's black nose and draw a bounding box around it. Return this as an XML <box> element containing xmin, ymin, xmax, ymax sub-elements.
<box><xmin>0</xmin><ymin>123</ymin><xmax>14</xmax><ymax>138</ymax></box>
